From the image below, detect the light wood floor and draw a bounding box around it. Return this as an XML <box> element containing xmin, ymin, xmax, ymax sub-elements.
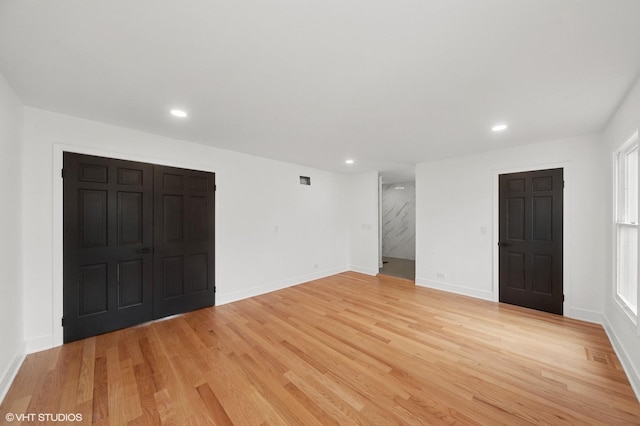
<box><xmin>2</xmin><ymin>272</ymin><xmax>639</xmax><ymax>425</ymax></box>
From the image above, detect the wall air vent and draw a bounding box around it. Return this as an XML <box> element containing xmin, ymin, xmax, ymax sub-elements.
<box><xmin>300</xmin><ymin>176</ymin><xmax>311</xmax><ymax>185</ymax></box>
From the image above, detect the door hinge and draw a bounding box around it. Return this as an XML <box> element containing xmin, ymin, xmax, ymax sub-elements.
<box><xmin>61</xmin><ymin>317</ymin><xmax>65</xmax><ymax>326</ymax></box>
<box><xmin>214</xmin><ymin>184</ymin><xmax>217</xmax><ymax>191</ymax></box>
<box><xmin>61</xmin><ymin>169</ymin><xmax>64</xmax><ymax>178</ymax></box>
<box><xmin>563</xmin><ymin>294</ymin><xmax>565</xmax><ymax>302</ymax></box>
<box><xmin>214</xmin><ymin>286</ymin><xmax>217</xmax><ymax>293</ymax></box>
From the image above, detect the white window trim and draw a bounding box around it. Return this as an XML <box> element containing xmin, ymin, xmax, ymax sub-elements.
<box><xmin>613</xmin><ymin>130</ymin><xmax>639</xmax><ymax>330</ymax></box>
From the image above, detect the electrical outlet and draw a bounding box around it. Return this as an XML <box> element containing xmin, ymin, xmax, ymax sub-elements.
<box><xmin>436</xmin><ymin>272</ymin><xmax>445</xmax><ymax>279</ymax></box>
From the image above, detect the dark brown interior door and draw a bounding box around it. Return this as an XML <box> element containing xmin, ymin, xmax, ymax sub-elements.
<box><xmin>153</xmin><ymin>165</ymin><xmax>216</xmax><ymax>318</ymax></box>
<box><xmin>63</xmin><ymin>153</ymin><xmax>154</xmax><ymax>342</ymax></box>
<box><xmin>64</xmin><ymin>153</ymin><xmax>216</xmax><ymax>343</ymax></box>
<box><xmin>499</xmin><ymin>168</ymin><xmax>563</xmax><ymax>315</ymax></box>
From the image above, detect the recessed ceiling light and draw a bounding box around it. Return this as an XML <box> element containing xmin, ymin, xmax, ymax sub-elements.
<box><xmin>492</xmin><ymin>124</ymin><xmax>507</xmax><ymax>132</ymax></box>
<box><xmin>170</xmin><ymin>109</ymin><xmax>188</xmax><ymax>118</ymax></box>
<box><xmin>394</xmin><ymin>186</ymin><xmax>405</xmax><ymax>190</ymax></box>
<box><xmin>345</xmin><ymin>159</ymin><xmax>354</xmax><ymax>164</ymax></box>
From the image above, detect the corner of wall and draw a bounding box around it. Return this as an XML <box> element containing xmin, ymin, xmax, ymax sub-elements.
<box><xmin>348</xmin><ymin>266</ymin><xmax>379</xmax><ymax>276</ymax></box>
<box><xmin>601</xmin><ymin>315</ymin><xmax>640</xmax><ymax>402</ymax></box>
<box><xmin>0</xmin><ymin>342</ymin><xmax>26</xmax><ymax>404</ymax></box>
<box><xmin>217</xmin><ymin>265</ymin><xmax>350</xmax><ymax>306</ymax></box>
<box><xmin>0</xmin><ymin>70</ymin><xmax>26</xmax><ymax>405</ymax></box>
<box><xmin>565</xmin><ymin>307</ymin><xmax>603</xmax><ymax>324</ymax></box>
<box><xmin>349</xmin><ymin>171</ymin><xmax>380</xmax><ymax>277</ymax></box>
<box><xmin>24</xmin><ymin>334</ymin><xmax>55</xmax><ymax>355</ymax></box>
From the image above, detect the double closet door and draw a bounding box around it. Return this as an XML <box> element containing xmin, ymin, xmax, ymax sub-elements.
<box><xmin>63</xmin><ymin>152</ymin><xmax>215</xmax><ymax>343</ymax></box>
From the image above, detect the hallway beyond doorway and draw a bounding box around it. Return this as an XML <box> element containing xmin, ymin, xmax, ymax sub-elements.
<box><xmin>379</xmin><ymin>256</ymin><xmax>415</xmax><ymax>281</ymax></box>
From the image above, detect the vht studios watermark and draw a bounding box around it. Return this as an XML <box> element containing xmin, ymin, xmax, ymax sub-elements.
<box><xmin>5</xmin><ymin>412</ymin><xmax>83</xmax><ymax>422</ymax></box>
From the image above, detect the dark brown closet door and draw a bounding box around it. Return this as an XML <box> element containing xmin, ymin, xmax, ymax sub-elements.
<box><xmin>153</xmin><ymin>165</ymin><xmax>216</xmax><ymax>318</ymax></box>
<box><xmin>63</xmin><ymin>152</ymin><xmax>154</xmax><ymax>342</ymax></box>
<box><xmin>64</xmin><ymin>154</ymin><xmax>216</xmax><ymax>343</ymax></box>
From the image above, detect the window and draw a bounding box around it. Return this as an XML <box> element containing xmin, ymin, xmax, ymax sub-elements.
<box><xmin>615</xmin><ymin>131</ymin><xmax>639</xmax><ymax>318</ymax></box>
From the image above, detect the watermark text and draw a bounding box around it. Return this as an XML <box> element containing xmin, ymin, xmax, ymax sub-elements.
<box><xmin>5</xmin><ymin>412</ymin><xmax>83</xmax><ymax>422</ymax></box>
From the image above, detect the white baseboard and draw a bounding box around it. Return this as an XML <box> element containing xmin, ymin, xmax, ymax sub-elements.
<box><xmin>25</xmin><ymin>334</ymin><xmax>55</xmax><ymax>354</ymax></box>
<box><xmin>601</xmin><ymin>316</ymin><xmax>640</xmax><ymax>402</ymax></box>
<box><xmin>566</xmin><ymin>307</ymin><xmax>602</xmax><ymax>324</ymax></box>
<box><xmin>0</xmin><ymin>342</ymin><xmax>26</xmax><ymax>404</ymax></box>
<box><xmin>349</xmin><ymin>265</ymin><xmax>378</xmax><ymax>276</ymax></box>
<box><xmin>216</xmin><ymin>266</ymin><xmax>349</xmax><ymax>306</ymax></box>
<box><xmin>415</xmin><ymin>278</ymin><xmax>494</xmax><ymax>301</ymax></box>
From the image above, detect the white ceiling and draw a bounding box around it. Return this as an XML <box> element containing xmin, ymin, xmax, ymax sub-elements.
<box><xmin>1</xmin><ymin>0</ymin><xmax>640</xmax><ymax>183</ymax></box>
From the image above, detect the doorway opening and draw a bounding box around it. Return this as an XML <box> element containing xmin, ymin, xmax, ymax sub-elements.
<box><xmin>379</xmin><ymin>181</ymin><xmax>416</xmax><ymax>281</ymax></box>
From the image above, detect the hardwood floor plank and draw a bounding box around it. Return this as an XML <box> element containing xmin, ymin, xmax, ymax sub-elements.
<box><xmin>91</xmin><ymin>356</ymin><xmax>108</xmax><ymax>423</ymax></box>
<box><xmin>131</xmin><ymin>362</ymin><xmax>161</xmax><ymax>426</ymax></box>
<box><xmin>75</xmin><ymin>338</ymin><xmax>96</xmax><ymax>405</ymax></box>
<box><xmin>106</xmin><ymin>346</ymin><xmax>127</xmax><ymax>425</ymax></box>
<box><xmin>153</xmin><ymin>388</ymin><xmax>177</xmax><ymax>426</ymax></box>
<box><xmin>234</xmin><ymin>353</ymin><xmax>324</xmax><ymax>426</ymax></box>
<box><xmin>121</xmin><ymin>359</ymin><xmax>143</xmax><ymax>421</ymax></box>
<box><xmin>283</xmin><ymin>370</ymin><xmax>363</xmax><ymax>425</ymax></box>
<box><xmin>201</xmin><ymin>353</ymin><xmax>273</xmax><ymax>425</ymax></box>
<box><xmin>282</xmin><ymin>381</ymin><xmax>342</xmax><ymax>426</ymax></box>
<box><xmin>55</xmin><ymin>341</ymin><xmax>83</xmax><ymax>415</ymax></box>
<box><xmin>2</xmin><ymin>272</ymin><xmax>639</xmax><ymax>425</ymax></box>
<box><xmin>196</xmin><ymin>383</ymin><xmax>233</xmax><ymax>426</ymax></box>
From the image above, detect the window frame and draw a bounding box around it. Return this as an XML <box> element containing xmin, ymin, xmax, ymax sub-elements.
<box><xmin>614</xmin><ymin>130</ymin><xmax>639</xmax><ymax>325</ymax></box>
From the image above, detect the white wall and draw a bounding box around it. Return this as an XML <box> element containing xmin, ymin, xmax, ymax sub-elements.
<box><xmin>602</xmin><ymin>74</ymin><xmax>640</xmax><ymax>399</ymax></box>
<box><xmin>382</xmin><ymin>182</ymin><xmax>416</xmax><ymax>260</ymax></box>
<box><xmin>0</xmin><ymin>73</ymin><xmax>25</xmax><ymax>401</ymax></box>
<box><xmin>21</xmin><ymin>107</ymin><xmax>351</xmax><ymax>351</ymax></box>
<box><xmin>349</xmin><ymin>171</ymin><xmax>380</xmax><ymax>275</ymax></box>
<box><xmin>416</xmin><ymin>133</ymin><xmax>606</xmax><ymax>321</ymax></box>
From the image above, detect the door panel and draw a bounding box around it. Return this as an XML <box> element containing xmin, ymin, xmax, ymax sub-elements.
<box><xmin>78</xmin><ymin>263</ymin><xmax>108</xmax><ymax>316</ymax></box>
<box><xmin>118</xmin><ymin>192</ymin><xmax>143</xmax><ymax>245</ymax></box>
<box><xmin>190</xmin><ymin>196</ymin><xmax>208</xmax><ymax>240</ymax></box>
<box><xmin>64</xmin><ymin>153</ymin><xmax>154</xmax><ymax>342</ymax></box>
<box><xmin>499</xmin><ymin>168</ymin><xmax>563</xmax><ymax>315</ymax></box>
<box><xmin>507</xmin><ymin>197</ymin><xmax>525</xmax><ymax>240</ymax></box>
<box><xmin>118</xmin><ymin>259</ymin><xmax>144</xmax><ymax>307</ymax></box>
<box><xmin>79</xmin><ymin>189</ymin><xmax>108</xmax><ymax>247</ymax></box>
<box><xmin>162</xmin><ymin>256</ymin><xmax>185</xmax><ymax>298</ymax></box>
<box><xmin>190</xmin><ymin>253</ymin><xmax>209</xmax><ymax>292</ymax></box>
<box><xmin>506</xmin><ymin>252</ymin><xmax>526</xmax><ymax>290</ymax></box>
<box><xmin>532</xmin><ymin>255</ymin><xmax>553</xmax><ymax>294</ymax></box>
<box><xmin>153</xmin><ymin>165</ymin><xmax>216</xmax><ymax>318</ymax></box>
<box><xmin>532</xmin><ymin>196</ymin><xmax>553</xmax><ymax>241</ymax></box>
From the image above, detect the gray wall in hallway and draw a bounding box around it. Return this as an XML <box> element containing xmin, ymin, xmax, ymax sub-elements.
<box><xmin>382</xmin><ymin>182</ymin><xmax>416</xmax><ymax>260</ymax></box>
